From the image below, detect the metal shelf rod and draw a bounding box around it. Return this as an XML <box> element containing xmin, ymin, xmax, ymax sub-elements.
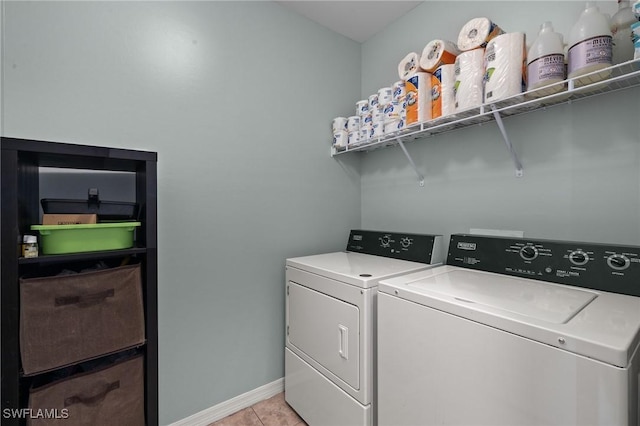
<box><xmin>490</xmin><ymin>105</ymin><xmax>524</xmax><ymax>177</ymax></box>
<box><xmin>395</xmin><ymin>137</ymin><xmax>425</xmax><ymax>186</ymax></box>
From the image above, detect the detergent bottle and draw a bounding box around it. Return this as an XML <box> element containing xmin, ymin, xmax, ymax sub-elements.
<box><xmin>611</xmin><ymin>0</ymin><xmax>636</xmax><ymax>64</ymax></box>
<box><xmin>567</xmin><ymin>2</ymin><xmax>613</xmax><ymax>85</ymax></box>
<box><xmin>527</xmin><ymin>22</ymin><xmax>566</xmax><ymax>94</ymax></box>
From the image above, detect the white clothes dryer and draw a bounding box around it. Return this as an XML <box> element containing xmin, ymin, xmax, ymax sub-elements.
<box><xmin>285</xmin><ymin>230</ymin><xmax>444</xmax><ymax>426</ymax></box>
<box><xmin>377</xmin><ymin>234</ymin><xmax>640</xmax><ymax>426</ymax></box>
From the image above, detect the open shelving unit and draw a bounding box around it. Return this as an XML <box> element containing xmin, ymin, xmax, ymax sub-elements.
<box><xmin>332</xmin><ymin>59</ymin><xmax>640</xmax><ymax>185</ymax></box>
<box><xmin>1</xmin><ymin>138</ymin><xmax>158</xmax><ymax>425</ymax></box>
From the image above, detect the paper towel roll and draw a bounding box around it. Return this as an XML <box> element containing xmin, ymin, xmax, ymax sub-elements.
<box><xmin>398</xmin><ymin>52</ymin><xmax>424</xmax><ymax>80</ymax></box>
<box><xmin>405</xmin><ymin>72</ymin><xmax>432</xmax><ymax>125</ymax></box>
<box><xmin>457</xmin><ymin>17</ymin><xmax>505</xmax><ymax>51</ymax></box>
<box><xmin>454</xmin><ymin>49</ymin><xmax>485</xmax><ymax>111</ymax></box>
<box><xmin>483</xmin><ymin>32</ymin><xmax>526</xmax><ymax>103</ymax></box>
<box><xmin>432</xmin><ymin>64</ymin><xmax>456</xmax><ymax>119</ymax></box>
<box><xmin>420</xmin><ymin>40</ymin><xmax>461</xmax><ymax>73</ymax></box>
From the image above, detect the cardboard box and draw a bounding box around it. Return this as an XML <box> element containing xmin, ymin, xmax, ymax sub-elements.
<box><xmin>42</xmin><ymin>214</ymin><xmax>97</xmax><ymax>225</ymax></box>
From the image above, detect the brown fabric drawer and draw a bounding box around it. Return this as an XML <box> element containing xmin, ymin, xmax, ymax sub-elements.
<box><xmin>20</xmin><ymin>264</ymin><xmax>145</xmax><ymax>375</ymax></box>
<box><xmin>27</xmin><ymin>355</ymin><xmax>144</xmax><ymax>426</ymax></box>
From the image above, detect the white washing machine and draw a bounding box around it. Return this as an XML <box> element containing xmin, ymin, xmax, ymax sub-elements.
<box><xmin>377</xmin><ymin>234</ymin><xmax>640</xmax><ymax>426</ymax></box>
<box><xmin>285</xmin><ymin>230</ymin><xmax>444</xmax><ymax>426</ymax></box>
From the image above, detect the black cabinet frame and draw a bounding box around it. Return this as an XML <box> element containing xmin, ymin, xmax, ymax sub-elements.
<box><xmin>1</xmin><ymin>137</ymin><xmax>158</xmax><ymax>425</ymax></box>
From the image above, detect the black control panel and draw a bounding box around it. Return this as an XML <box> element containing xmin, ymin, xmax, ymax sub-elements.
<box><xmin>447</xmin><ymin>234</ymin><xmax>640</xmax><ymax>297</ymax></box>
<box><xmin>346</xmin><ymin>230</ymin><xmax>442</xmax><ymax>264</ymax></box>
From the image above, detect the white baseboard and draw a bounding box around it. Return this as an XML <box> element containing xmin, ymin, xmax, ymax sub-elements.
<box><xmin>169</xmin><ymin>378</ymin><xmax>284</xmax><ymax>426</ymax></box>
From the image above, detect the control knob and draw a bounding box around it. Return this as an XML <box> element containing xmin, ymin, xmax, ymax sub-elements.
<box><xmin>569</xmin><ymin>250</ymin><xmax>589</xmax><ymax>266</ymax></box>
<box><xmin>400</xmin><ymin>237</ymin><xmax>413</xmax><ymax>248</ymax></box>
<box><xmin>519</xmin><ymin>245</ymin><xmax>539</xmax><ymax>261</ymax></box>
<box><xmin>380</xmin><ymin>235</ymin><xmax>391</xmax><ymax>248</ymax></box>
<box><xmin>607</xmin><ymin>254</ymin><xmax>630</xmax><ymax>271</ymax></box>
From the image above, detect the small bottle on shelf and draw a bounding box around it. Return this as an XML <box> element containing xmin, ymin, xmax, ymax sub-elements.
<box><xmin>22</xmin><ymin>235</ymin><xmax>38</xmax><ymax>258</ymax></box>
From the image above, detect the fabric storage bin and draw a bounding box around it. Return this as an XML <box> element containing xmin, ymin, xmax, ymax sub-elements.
<box><xmin>20</xmin><ymin>264</ymin><xmax>145</xmax><ymax>375</ymax></box>
<box><xmin>27</xmin><ymin>355</ymin><xmax>144</xmax><ymax>426</ymax></box>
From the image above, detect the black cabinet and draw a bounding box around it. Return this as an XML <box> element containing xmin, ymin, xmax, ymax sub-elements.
<box><xmin>1</xmin><ymin>137</ymin><xmax>158</xmax><ymax>425</ymax></box>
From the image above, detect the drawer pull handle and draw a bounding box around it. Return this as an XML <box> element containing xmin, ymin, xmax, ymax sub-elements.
<box><xmin>64</xmin><ymin>380</ymin><xmax>120</xmax><ymax>407</ymax></box>
<box><xmin>55</xmin><ymin>289</ymin><xmax>115</xmax><ymax>307</ymax></box>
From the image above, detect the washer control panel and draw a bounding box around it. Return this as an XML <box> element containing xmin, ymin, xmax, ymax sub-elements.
<box><xmin>448</xmin><ymin>234</ymin><xmax>640</xmax><ymax>297</ymax></box>
<box><xmin>347</xmin><ymin>230</ymin><xmax>444</xmax><ymax>264</ymax></box>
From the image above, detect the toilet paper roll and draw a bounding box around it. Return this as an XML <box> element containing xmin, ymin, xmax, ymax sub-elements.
<box><xmin>361</xmin><ymin>111</ymin><xmax>373</xmax><ymax>128</ymax></box>
<box><xmin>384</xmin><ymin>119</ymin><xmax>405</xmax><ymax>135</ymax></box>
<box><xmin>420</xmin><ymin>40</ymin><xmax>461</xmax><ymax>73</ymax></box>
<box><xmin>368</xmin><ymin>93</ymin><xmax>379</xmax><ymax>110</ymax></box>
<box><xmin>347</xmin><ymin>116</ymin><xmax>361</xmax><ymax>132</ymax></box>
<box><xmin>454</xmin><ymin>49</ymin><xmax>485</xmax><ymax>111</ymax></box>
<box><xmin>359</xmin><ymin>127</ymin><xmax>370</xmax><ymax>143</ymax></box>
<box><xmin>432</xmin><ymin>64</ymin><xmax>457</xmax><ymax>119</ymax></box>
<box><xmin>483</xmin><ymin>32</ymin><xmax>526</xmax><ymax>103</ymax></box>
<box><xmin>398</xmin><ymin>52</ymin><xmax>424</xmax><ymax>80</ymax></box>
<box><xmin>378</xmin><ymin>87</ymin><xmax>393</xmax><ymax>105</ymax></box>
<box><xmin>405</xmin><ymin>72</ymin><xmax>432</xmax><ymax>125</ymax></box>
<box><xmin>457</xmin><ymin>17</ymin><xmax>505</xmax><ymax>51</ymax></box>
<box><xmin>392</xmin><ymin>80</ymin><xmax>406</xmax><ymax>102</ymax></box>
<box><xmin>348</xmin><ymin>130</ymin><xmax>360</xmax><ymax>146</ymax></box>
<box><xmin>356</xmin><ymin>100</ymin><xmax>369</xmax><ymax>116</ymax></box>
<box><xmin>332</xmin><ymin>117</ymin><xmax>347</xmax><ymax>134</ymax></box>
<box><xmin>383</xmin><ymin>100</ymin><xmax>406</xmax><ymax>123</ymax></box>
<box><xmin>370</xmin><ymin>121</ymin><xmax>384</xmax><ymax>139</ymax></box>
<box><xmin>333</xmin><ymin>130</ymin><xmax>348</xmax><ymax>149</ymax></box>
<box><xmin>372</xmin><ymin>110</ymin><xmax>386</xmax><ymax>124</ymax></box>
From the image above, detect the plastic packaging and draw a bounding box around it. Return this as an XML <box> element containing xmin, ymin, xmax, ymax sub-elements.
<box><xmin>527</xmin><ymin>22</ymin><xmax>566</xmax><ymax>95</ymax></box>
<box><xmin>633</xmin><ymin>1</ymin><xmax>640</xmax><ymax>19</ymax></box>
<box><xmin>567</xmin><ymin>2</ymin><xmax>613</xmax><ymax>85</ymax></box>
<box><xmin>611</xmin><ymin>0</ymin><xmax>636</xmax><ymax>64</ymax></box>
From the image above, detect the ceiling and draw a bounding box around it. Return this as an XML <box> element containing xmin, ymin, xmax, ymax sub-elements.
<box><xmin>275</xmin><ymin>1</ymin><xmax>423</xmax><ymax>43</ymax></box>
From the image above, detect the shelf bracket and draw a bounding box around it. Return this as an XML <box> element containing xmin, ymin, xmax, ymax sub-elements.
<box><xmin>490</xmin><ymin>105</ymin><xmax>523</xmax><ymax>177</ymax></box>
<box><xmin>395</xmin><ymin>137</ymin><xmax>425</xmax><ymax>186</ymax></box>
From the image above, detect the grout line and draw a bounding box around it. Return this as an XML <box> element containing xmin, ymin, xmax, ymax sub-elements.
<box><xmin>251</xmin><ymin>406</ymin><xmax>266</xmax><ymax>426</ymax></box>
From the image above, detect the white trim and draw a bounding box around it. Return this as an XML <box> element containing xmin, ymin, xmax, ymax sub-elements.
<box><xmin>169</xmin><ymin>378</ymin><xmax>284</xmax><ymax>426</ymax></box>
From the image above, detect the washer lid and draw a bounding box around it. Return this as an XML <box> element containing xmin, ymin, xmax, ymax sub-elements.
<box><xmin>286</xmin><ymin>252</ymin><xmax>434</xmax><ymax>288</ymax></box>
<box><xmin>379</xmin><ymin>266</ymin><xmax>640</xmax><ymax>367</ymax></box>
<box><xmin>407</xmin><ymin>269</ymin><xmax>596</xmax><ymax>324</ymax></box>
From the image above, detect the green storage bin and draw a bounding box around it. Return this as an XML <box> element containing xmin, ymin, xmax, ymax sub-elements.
<box><xmin>31</xmin><ymin>222</ymin><xmax>141</xmax><ymax>255</ymax></box>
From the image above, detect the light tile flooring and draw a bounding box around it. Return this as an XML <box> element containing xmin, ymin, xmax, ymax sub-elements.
<box><xmin>208</xmin><ymin>392</ymin><xmax>307</xmax><ymax>426</ymax></box>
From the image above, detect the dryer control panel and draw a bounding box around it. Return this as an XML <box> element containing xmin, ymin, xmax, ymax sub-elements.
<box><xmin>448</xmin><ymin>234</ymin><xmax>640</xmax><ymax>297</ymax></box>
<box><xmin>347</xmin><ymin>230</ymin><xmax>444</xmax><ymax>264</ymax></box>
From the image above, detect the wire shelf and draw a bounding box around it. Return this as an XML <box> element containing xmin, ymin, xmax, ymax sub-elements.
<box><xmin>332</xmin><ymin>59</ymin><xmax>640</xmax><ymax>157</ymax></box>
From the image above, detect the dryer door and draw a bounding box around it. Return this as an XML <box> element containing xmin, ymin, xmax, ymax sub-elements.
<box><xmin>287</xmin><ymin>281</ymin><xmax>360</xmax><ymax>390</ymax></box>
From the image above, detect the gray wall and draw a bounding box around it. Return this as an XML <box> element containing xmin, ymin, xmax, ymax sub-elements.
<box><xmin>360</xmin><ymin>1</ymin><xmax>640</xmax><ymax>246</ymax></box>
<box><xmin>1</xmin><ymin>1</ymin><xmax>361</xmax><ymax>424</ymax></box>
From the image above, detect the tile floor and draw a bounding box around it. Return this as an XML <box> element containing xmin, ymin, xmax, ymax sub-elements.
<box><xmin>208</xmin><ymin>392</ymin><xmax>307</xmax><ymax>426</ymax></box>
